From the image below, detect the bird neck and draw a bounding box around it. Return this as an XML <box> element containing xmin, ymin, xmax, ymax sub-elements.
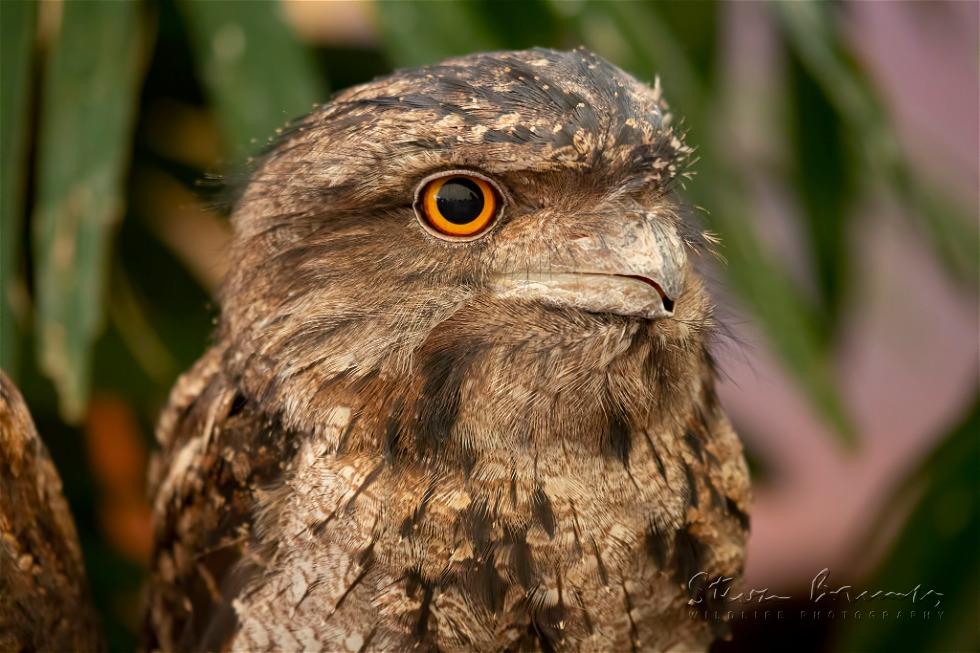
<box><xmin>223</xmin><ymin>301</ymin><xmax>713</xmax><ymax>473</ymax></box>
<box><xmin>337</xmin><ymin>316</ymin><xmax>712</xmax><ymax>475</ymax></box>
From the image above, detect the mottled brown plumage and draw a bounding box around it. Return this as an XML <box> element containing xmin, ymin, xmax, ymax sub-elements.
<box><xmin>0</xmin><ymin>372</ymin><xmax>104</xmax><ymax>652</ymax></box>
<box><xmin>145</xmin><ymin>48</ymin><xmax>750</xmax><ymax>652</ymax></box>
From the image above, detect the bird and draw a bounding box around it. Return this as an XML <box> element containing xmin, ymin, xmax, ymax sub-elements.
<box><xmin>143</xmin><ymin>47</ymin><xmax>751</xmax><ymax>652</ymax></box>
<box><xmin>0</xmin><ymin>372</ymin><xmax>104</xmax><ymax>652</ymax></box>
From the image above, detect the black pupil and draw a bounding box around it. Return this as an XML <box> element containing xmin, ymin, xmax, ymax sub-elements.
<box><xmin>436</xmin><ymin>177</ymin><xmax>485</xmax><ymax>224</ymax></box>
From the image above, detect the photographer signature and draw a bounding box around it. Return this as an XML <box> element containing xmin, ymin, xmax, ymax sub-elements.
<box><xmin>687</xmin><ymin>568</ymin><xmax>944</xmax><ymax>609</ymax></box>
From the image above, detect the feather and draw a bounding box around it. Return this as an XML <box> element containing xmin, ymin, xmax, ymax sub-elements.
<box><xmin>146</xmin><ymin>48</ymin><xmax>749</xmax><ymax>652</ymax></box>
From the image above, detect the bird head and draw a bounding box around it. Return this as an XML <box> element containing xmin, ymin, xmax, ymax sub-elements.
<box><xmin>219</xmin><ymin>48</ymin><xmax>715</xmax><ymax>437</ymax></box>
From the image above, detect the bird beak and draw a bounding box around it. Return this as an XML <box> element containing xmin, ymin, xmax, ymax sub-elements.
<box><xmin>490</xmin><ymin>217</ymin><xmax>686</xmax><ymax>320</ymax></box>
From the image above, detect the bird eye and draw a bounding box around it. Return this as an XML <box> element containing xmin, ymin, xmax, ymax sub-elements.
<box><xmin>416</xmin><ymin>173</ymin><xmax>500</xmax><ymax>239</ymax></box>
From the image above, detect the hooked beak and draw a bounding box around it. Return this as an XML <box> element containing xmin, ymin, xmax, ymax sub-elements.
<box><xmin>489</xmin><ymin>218</ymin><xmax>685</xmax><ymax>320</ymax></box>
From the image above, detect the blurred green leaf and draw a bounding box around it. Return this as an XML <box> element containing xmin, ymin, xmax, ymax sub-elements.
<box><xmin>0</xmin><ymin>0</ymin><xmax>36</xmax><ymax>379</ymax></box>
<box><xmin>596</xmin><ymin>0</ymin><xmax>705</xmax><ymax>128</ymax></box>
<box><xmin>474</xmin><ymin>0</ymin><xmax>566</xmax><ymax>52</ymax></box>
<box><xmin>699</xmin><ymin>168</ymin><xmax>856</xmax><ymax>445</ymax></box>
<box><xmin>108</xmin><ymin>263</ymin><xmax>178</xmax><ymax>387</ymax></box>
<box><xmin>33</xmin><ymin>1</ymin><xmax>146</xmax><ymax>422</ymax></box>
<box><xmin>889</xmin><ymin>163</ymin><xmax>979</xmax><ymax>287</ymax></box>
<box><xmin>180</xmin><ymin>0</ymin><xmax>326</xmax><ymax>158</ymax></box>
<box><xmin>787</xmin><ymin>49</ymin><xmax>854</xmax><ymax>335</ymax></box>
<box><xmin>837</xmin><ymin>401</ymin><xmax>980</xmax><ymax>653</ymax></box>
<box><xmin>376</xmin><ymin>0</ymin><xmax>501</xmax><ymax>67</ymax></box>
<box><xmin>774</xmin><ymin>1</ymin><xmax>978</xmax><ymax>285</ymax></box>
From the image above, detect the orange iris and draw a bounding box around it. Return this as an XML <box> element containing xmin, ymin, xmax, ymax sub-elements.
<box><xmin>420</xmin><ymin>174</ymin><xmax>498</xmax><ymax>238</ymax></box>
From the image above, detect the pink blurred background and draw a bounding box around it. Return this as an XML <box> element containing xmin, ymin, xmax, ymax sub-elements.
<box><xmin>711</xmin><ymin>0</ymin><xmax>978</xmax><ymax>588</ymax></box>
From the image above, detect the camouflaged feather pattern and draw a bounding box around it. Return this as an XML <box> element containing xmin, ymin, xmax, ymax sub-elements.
<box><xmin>145</xmin><ymin>48</ymin><xmax>750</xmax><ymax>653</ymax></box>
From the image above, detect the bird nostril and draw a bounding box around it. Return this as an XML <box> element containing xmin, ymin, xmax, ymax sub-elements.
<box><xmin>661</xmin><ymin>295</ymin><xmax>675</xmax><ymax>313</ymax></box>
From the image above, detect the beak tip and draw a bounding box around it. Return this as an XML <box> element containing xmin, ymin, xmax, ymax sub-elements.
<box><xmin>614</xmin><ymin>274</ymin><xmax>676</xmax><ymax>315</ymax></box>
